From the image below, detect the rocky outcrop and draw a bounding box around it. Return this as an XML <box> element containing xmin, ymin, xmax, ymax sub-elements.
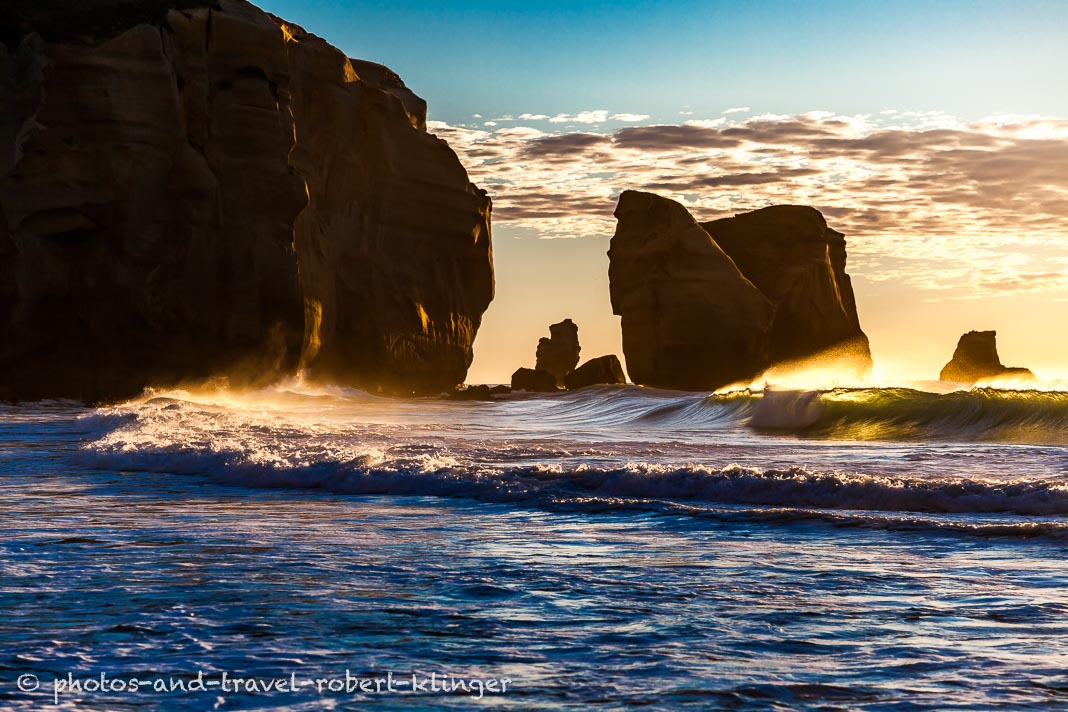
<box><xmin>939</xmin><ymin>331</ymin><xmax>1035</xmax><ymax>384</ymax></box>
<box><xmin>509</xmin><ymin>319</ymin><xmax>624</xmax><ymax>392</ymax></box>
<box><xmin>0</xmin><ymin>0</ymin><xmax>493</xmax><ymax>402</ymax></box>
<box><xmin>608</xmin><ymin>191</ymin><xmax>775</xmax><ymax>390</ymax></box>
<box><xmin>510</xmin><ymin>367</ymin><xmax>557</xmax><ymax>393</ymax></box>
<box><xmin>535</xmin><ymin>318</ymin><xmax>580</xmax><ymax>386</ymax></box>
<box><xmin>608</xmin><ymin>191</ymin><xmax>870</xmax><ymax>391</ymax></box>
<box><xmin>564</xmin><ymin>355</ymin><xmax>626</xmax><ymax>390</ymax></box>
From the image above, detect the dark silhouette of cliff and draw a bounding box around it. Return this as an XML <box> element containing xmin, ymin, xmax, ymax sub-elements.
<box><xmin>0</xmin><ymin>0</ymin><xmax>493</xmax><ymax>401</ymax></box>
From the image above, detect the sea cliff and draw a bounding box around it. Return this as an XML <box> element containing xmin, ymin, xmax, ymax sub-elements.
<box><xmin>0</xmin><ymin>0</ymin><xmax>493</xmax><ymax>401</ymax></box>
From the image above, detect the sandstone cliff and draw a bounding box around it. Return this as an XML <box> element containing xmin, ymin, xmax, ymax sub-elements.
<box><xmin>0</xmin><ymin>0</ymin><xmax>493</xmax><ymax>401</ymax></box>
<box><xmin>939</xmin><ymin>331</ymin><xmax>1034</xmax><ymax>384</ymax></box>
<box><xmin>609</xmin><ymin>191</ymin><xmax>870</xmax><ymax>391</ymax></box>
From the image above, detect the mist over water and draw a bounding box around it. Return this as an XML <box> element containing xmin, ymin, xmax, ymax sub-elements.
<box><xmin>4</xmin><ymin>381</ymin><xmax>1068</xmax><ymax>709</ymax></box>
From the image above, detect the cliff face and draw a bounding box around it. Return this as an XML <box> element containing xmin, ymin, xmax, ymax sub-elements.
<box><xmin>0</xmin><ymin>0</ymin><xmax>493</xmax><ymax>401</ymax></box>
<box><xmin>608</xmin><ymin>191</ymin><xmax>775</xmax><ymax>390</ymax></box>
<box><xmin>609</xmin><ymin>192</ymin><xmax>870</xmax><ymax>391</ymax></box>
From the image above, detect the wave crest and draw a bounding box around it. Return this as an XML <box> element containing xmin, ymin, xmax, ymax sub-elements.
<box><xmin>747</xmin><ymin>387</ymin><xmax>1068</xmax><ymax>443</ymax></box>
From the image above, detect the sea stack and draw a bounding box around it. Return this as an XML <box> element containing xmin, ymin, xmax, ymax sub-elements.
<box><xmin>608</xmin><ymin>191</ymin><xmax>871</xmax><ymax>391</ymax></box>
<box><xmin>535</xmin><ymin>319</ymin><xmax>581</xmax><ymax>386</ymax></box>
<box><xmin>939</xmin><ymin>331</ymin><xmax>1035</xmax><ymax>384</ymax></box>
<box><xmin>0</xmin><ymin>0</ymin><xmax>493</xmax><ymax>402</ymax></box>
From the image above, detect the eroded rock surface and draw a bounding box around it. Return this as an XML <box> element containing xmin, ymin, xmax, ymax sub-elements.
<box><xmin>0</xmin><ymin>0</ymin><xmax>493</xmax><ymax>401</ymax></box>
<box><xmin>608</xmin><ymin>191</ymin><xmax>774</xmax><ymax>390</ymax></box>
<box><xmin>702</xmin><ymin>205</ymin><xmax>870</xmax><ymax>370</ymax></box>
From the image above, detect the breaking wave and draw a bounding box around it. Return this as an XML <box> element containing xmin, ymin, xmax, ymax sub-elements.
<box><xmin>503</xmin><ymin>383</ymin><xmax>1068</xmax><ymax>444</ymax></box>
<box><xmin>744</xmin><ymin>386</ymin><xmax>1068</xmax><ymax>443</ymax></box>
<box><xmin>65</xmin><ymin>384</ymin><xmax>1068</xmax><ymax>540</ymax></box>
<box><xmin>77</xmin><ymin>443</ymin><xmax>1068</xmax><ymax>520</ymax></box>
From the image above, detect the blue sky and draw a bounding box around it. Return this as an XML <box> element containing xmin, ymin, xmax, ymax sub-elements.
<box><xmin>259</xmin><ymin>0</ymin><xmax>1068</xmax><ymax>124</ymax></box>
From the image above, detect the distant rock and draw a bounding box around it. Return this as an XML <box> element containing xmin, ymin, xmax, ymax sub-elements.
<box><xmin>510</xmin><ymin>368</ymin><xmax>558</xmax><ymax>393</ymax></box>
<box><xmin>609</xmin><ymin>191</ymin><xmax>871</xmax><ymax>391</ymax></box>
<box><xmin>535</xmin><ymin>319</ymin><xmax>581</xmax><ymax>386</ymax></box>
<box><xmin>490</xmin><ymin>385</ymin><xmax>512</xmax><ymax>395</ymax></box>
<box><xmin>0</xmin><ymin>0</ymin><xmax>493</xmax><ymax>402</ymax></box>
<box><xmin>939</xmin><ymin>331</ymin><xmax>1035</xmax><ymax>384</ymax></box>
<box><xmin>564</xmin><ymin>355</ymin><xmax>627</xmax><ymax>390</ymax></box>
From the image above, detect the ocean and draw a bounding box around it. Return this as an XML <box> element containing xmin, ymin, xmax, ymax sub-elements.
<box><xmin>4</xmin><ymin>382</ymin><xmax>1068</xmax><ymax>710</ymax></box>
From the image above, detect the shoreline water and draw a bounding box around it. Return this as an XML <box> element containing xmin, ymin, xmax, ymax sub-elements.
<box><xmin>3</xmin><ymin>385</ymin><xmax>1068</xmax><ymax>709</ymax></box>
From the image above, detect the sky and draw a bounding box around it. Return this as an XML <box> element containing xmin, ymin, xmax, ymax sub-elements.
<box><xmin>260</xmin><ymin>0</ymin><xmax>1068</xmax><ymax>384</ymax></box>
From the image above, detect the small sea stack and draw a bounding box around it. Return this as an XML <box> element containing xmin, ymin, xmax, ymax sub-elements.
<box><xmin>536</xmin><ymin>319</ymin><xmax>581</xmax><ymax>386</ymax></box>
<box><xmin>939</xmin><ymin>331</ymin><xmax>1035</xmax><ymax>384</ymax></box>
<box><xmin>512</xmin><ymin>319</ymin><xmax>628</xmax><ymax>391</ymax></box>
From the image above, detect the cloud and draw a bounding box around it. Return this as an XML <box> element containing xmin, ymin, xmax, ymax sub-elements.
<box><xmin>613</xmin><ymin>124</ymin><xmax>738</xmax><ymax>150</ymax></box>
<box><xmin>430</xmin><ymin>111</ymin><xmax>1068</xmax><ymax>297</ymax></box>
<box><xmin>523</xmin><ymin>133</ymin><xmax>613</xmax><ymax>158</ymax></box>
<box><xmin>722</xmin><ymin>107</ymin><xmax>751</xmax><ymax>114</ymax></box>
<box><xmin>548</xmin><ymin>110</ymin><xmax>609</xmax><ymax>124</ymax></box>
<box><xmin>514</xmin><ymin>111</ymin><xmax>653</xmax><ymax>124</ymax></box>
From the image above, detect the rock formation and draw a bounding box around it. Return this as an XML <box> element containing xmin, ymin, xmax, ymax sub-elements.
<box><xmin>608</xmin><ymin>191</ymin><xmax>775</xmax><ymax>390</ymax></box>
<box><xmin>609</xmin><ymin>191</ymin><xmax>871</xmax><ymax>391</ymax></box>
<box><xmin>939</xmin><ymin>331</ymin><xmax>1035</xmax><ymax>384</ymax></box>
<box><xmin>564</xmin><ymin>355</ymin><xmax>626</xmax><ymax>390</ymax></box>
<box><xmin>510</xmin><ymin>367</ymin><xmax>557</xmax><ymax>393</ymax></box>
<box><xmin>701</xmin><ymin>205</ymin><xmax>870</xmax><ymax>369</ymax></box>
<box><xmin>0</xmin><ymin>0</ymin><xmax>493</xmax><ymax>402</ymax></box>
<box><xmin>535</xmin><ymin>318</ymin><xmax>581</xmax><ymax>386</ymax></box>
